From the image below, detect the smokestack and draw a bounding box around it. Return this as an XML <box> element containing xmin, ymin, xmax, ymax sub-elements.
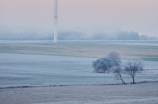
<box><xmin>54</xmin><ymin>0</ymin><xmax>58</xmax><ymax>42</ymax></box>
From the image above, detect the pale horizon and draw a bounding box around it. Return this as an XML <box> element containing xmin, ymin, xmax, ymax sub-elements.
<box><xmin>0</xmin><ymin>0</ymin><xmax>158</xmax><ymax>37</ymax></box>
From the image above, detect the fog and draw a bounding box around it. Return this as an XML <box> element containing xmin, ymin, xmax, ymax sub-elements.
<box><xmin>0</xmin><ymin>25</ymin><xmax>157</xmax><ymax>40</ymax></box>
<box><xmin>0</xmin><ymin>0</ymin><xmax>158</xmax><ymax>39</ymax></box>
<box><xmin>0</xmin><ymin>25</ymin><xmax>53</xmax><ymax>40</ymax></box>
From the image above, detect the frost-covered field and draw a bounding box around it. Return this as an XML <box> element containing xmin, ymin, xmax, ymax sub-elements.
<box><xmin>1</xmin><ymin>40</ymin><xmax>158</xmax><ymax>60</ymax></box>
<box><xmin>0</xmin><ymin>53</ymin><xmax>158</xmax><ymax>88</ymax></box>
<box><xmin>1</xmin><ymin>83</ymin><xmax>158</xmax><ymax>104</ymax></box>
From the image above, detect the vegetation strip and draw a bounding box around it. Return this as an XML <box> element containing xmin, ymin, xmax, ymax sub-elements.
<box><xmin>1</xmin><ymin>80</ymin><xmax>158</xmax><ymax>89</ymax></box>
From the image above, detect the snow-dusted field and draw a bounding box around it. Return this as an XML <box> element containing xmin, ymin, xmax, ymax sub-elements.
<box><xmin>0</xmin><ymin>53</ymin><xmax>158</xmax><ymax>88</ymax></box>
<box><xmin>0</xmin><ymin>52</ymin><xmax>158</xmax><ymax>104</ymax></box>
<box><xmin>0</xmin><ymin>83</ymin><xmax>158</xmax><ymax>104</ymax></box>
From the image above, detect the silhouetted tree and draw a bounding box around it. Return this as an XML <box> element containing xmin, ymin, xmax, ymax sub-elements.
<box><xmin>124</xmin><ymin>59</ymin><xmax>143</xmax><ymax>84</ymax></box>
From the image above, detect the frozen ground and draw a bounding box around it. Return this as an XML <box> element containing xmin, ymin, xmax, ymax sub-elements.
<box><xmin>0</xmin><ymin>53</ymin><xmax>158</xmax><ymax>88</ymax></box>
<box><xmin>0</xmin><ymin>83</ymin><xmax>158</xmax><ymax>104</ymax></box>
<box><xmin>0</xmin><ymin>40</ymin><xmax>158</xmax><ymax>46</ymax></box>
<box><xmin>34</xmin><ymin>98</ymin><xmax>158</xmax><ymax>104</ymax></box>
<box><xmin>1</xmin><ymin>41</ymin><xmax>158</xmax><ymax>60</ymax></box>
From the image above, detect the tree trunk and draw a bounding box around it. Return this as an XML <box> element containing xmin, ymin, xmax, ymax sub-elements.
<box><xmin>119</xmin><ymin>73</ymin><xmax>125</xmax><ymax>84</ymax></box>
<box><xmin>121</xmin><ymin>79</ymin><xmax>125</xmax><ymax>84</ymax></box>
<box><xmin>132</xmin><ymin>76</ymin><xmax>135</xmax><ymax>84</ymax></box>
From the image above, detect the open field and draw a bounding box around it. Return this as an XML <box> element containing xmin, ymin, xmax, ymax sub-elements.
<box><xmin>1</xmin><ymin>41</ymin><xmax>158</xmax><ymax>61</ymax></box>
<box><xmin>0</xmin><ymin>53</ymin><xmax>158</xmax><ymax>87</ymax></box>
<box><xmin>0</xmin><ymin>83</ymin><xmax>158</xmax><ymax>104</ymax></box>
<box><xmin>0</xmin><ymin>41</ymin><xmax>158</xmax><ymax>104</ymax></box>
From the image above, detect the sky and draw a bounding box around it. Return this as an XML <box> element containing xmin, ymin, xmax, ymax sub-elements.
<box><xmin>0</xmin><ymin>0</ymin><xmax>158</xmax><ymax>36</ymax></box>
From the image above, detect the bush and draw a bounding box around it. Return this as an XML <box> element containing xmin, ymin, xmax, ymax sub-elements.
<box><xmin>93</xmin><ymin>51</ymin><xmax>121</xmax><ymax>73</ymax></box>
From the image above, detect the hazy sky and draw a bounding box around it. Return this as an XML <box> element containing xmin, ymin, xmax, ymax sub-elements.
<box><xmin>0</xmin><ymin>0</ymin><xmax>158</xmax><ymax>36</ymax></box>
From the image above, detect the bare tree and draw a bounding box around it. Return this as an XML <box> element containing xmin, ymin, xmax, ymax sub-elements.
<box><xmin>113</xmin><ymin>67</ymin><xmax>125</xmax><ymax>84</ymax></box>
<box><xmin>124</xmin><ymin>59</ymin><xmax>143</xmax><ymax>84</ymax></box>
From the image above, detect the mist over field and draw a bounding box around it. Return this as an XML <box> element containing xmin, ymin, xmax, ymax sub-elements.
<box><xmin>0</xmin><ymin>25</ymin><xmax>157</xmax><ymax>40</ymax></box>
<box><xmin>1</xmin><ymin>0</ymin><xmax>158</xmax><ymax>41</ymax></box>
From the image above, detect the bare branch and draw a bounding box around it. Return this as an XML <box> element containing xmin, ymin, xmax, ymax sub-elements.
<box><xmin>124</xmin><ymin>59</ymin><xmax>143</xmax><ymax>84</ymax></box>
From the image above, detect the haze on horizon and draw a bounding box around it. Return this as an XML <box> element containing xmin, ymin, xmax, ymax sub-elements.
<box><xmin>0</xmin><ymin>0</ymin><xmax>158</xmax><ymax>39</ymax></box>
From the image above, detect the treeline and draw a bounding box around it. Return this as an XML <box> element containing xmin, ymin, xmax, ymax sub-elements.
<box><xmin>0</xmin><ymin>31</ymin><xmax>156</xmax><ymax>40</ymax></box>
<box><xmin>58</xmin><ymin>31</ymin><xmax>157</xmax><ymax>40</ymax></box>
<box><xmin>0</xmin><ymin>25</ymin><xmax>157</xmax><ymax>40</ymax></box>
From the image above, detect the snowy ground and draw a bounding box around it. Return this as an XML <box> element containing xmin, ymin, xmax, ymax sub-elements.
<box><xmin>34</xmin><ymin>98</ymin><xmax>158</xmax><ymax>104</ymax></box>
<box><xmin>0</xmin><ymin>53</ymin><xmax>158</xmax><ymax>88</ymax></box>
<box><xmin>0</xmin><ymin>41</ymin><xmax>158</xmax><ymax>104</ymax></box>
<box><xmin>0</xmin><ymin>83</ymin><xmax>158</xmax><ymax>104</ymax></box>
